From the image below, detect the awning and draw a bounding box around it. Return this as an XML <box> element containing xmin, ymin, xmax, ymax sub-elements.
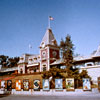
<box><xmin>27</xmin><ymin>63</ymin><xmax>39</xmax><ymax>67</ymax></box>
<box><xmin>50</xmin><ymin>59</ymin><xmax>65</xmax><ymax>65</ymax></box>
<box><xmin>0</xmin><ymin>67</ymin><xmax>18</xmax><ymax>72</ymax></box>
<box><xmin>0</xmin><ymin>76</ymin><xmax>15</xmax><ymax>82</ymax></box>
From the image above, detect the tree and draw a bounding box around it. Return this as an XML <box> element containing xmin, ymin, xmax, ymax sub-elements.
<box><xmin>8</xmin><ymin>57</ymin><xmax>19</xmax><ymax>67</ymax></box>
<box><xmin>0</xmin><ymin>55</ymin><xmax>9</xmax><ymax>67</ymax></box>
<box><xmin>60</xmin><ymin>34</ymin><xmax>74</xmax><ymax>70</ymax></box>
<box><xmin>0</xmin><ymin>55</ymin><xmax>19</xmax><ymax>68</ymax></box>
<box><xmin>79</xmin><ymin>70</ymin><xmax>90</xmax><ymax>79</ymax></box>
<box><xmin>42</xmin><ymin>67</ymin><xmax>64</xmax><ymax>79</ymax></box>
<box><xmin>74</xmin><ymin>70</ymin><xmax>91</xmax><ymax>88</ymax></box>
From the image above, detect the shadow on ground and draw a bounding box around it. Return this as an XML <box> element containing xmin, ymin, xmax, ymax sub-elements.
<box><xmin>0</xmin><ymin>93</ymin><xmax>11</xmax><ymax>98</ymax></box>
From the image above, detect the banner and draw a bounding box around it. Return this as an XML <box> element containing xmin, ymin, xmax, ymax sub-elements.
<box><xmin>34</xmin><ymin>79</ymin><xmax>40</xmax><ymax>91</ymax></box>
<box><xmin>23</xmin><ymin>80</ymin><xmax>29</xmax><ymax>91</ymax></box>
<box><xmin>83</xmin><ymin>78</ymin><xmax>91</xmax><ymax>91</ymax></box>
<box><xmin>55</xmin><ymin>79</ymin><xmax>63</xmax><ymax>90</ymax></box>
<box><xmin>43</xmin><ymin>79</ymin><xmax>49</xmax><ymax>91</ymax></box>
<box><xmin>1</xmin><ymin>81</ymin><xmax>5</xmax><ymax>91</ymax></box>
<box><xmin>7</xmin><ymin>80</ymin><xmax>12</xmax><ymax>91</ymax></box>
<box><xmin>66</xmin><ymin>78</ymin><xmax>74</xmax><ymax>91</ymax></box>
<box><xmin>16</xmin><ymin>80</ymin><xmax>21</xmax><ymax>91</ymax></box>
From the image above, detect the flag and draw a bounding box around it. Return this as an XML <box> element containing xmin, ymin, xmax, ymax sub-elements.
<box><xmin>49</xmin><ymin>16</ymin><xmax>54</xmax><ymax>20</ymax></box>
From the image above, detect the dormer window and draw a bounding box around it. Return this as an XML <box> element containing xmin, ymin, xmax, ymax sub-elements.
<box><xmin>41</xmin><ymin>42</ymin><xmax>45</xmax><ymax>48</ymax></box>
<box><xmin>52</xmin><ymin>40</ymin><xmax>57</xmax><ymax>45</ymax></box>
<box><xmin>34</xmin><ymin>58</ymin><xmax>37</xmax><ymax>60</ymax></box>
<box><xmin>20</xmin><ymin>57</ymin><xmax>24</xmax><ymax>61</ymax></box>
<box><xmin>38</xmin><ymin>56</ymin><xmax>40</xmax><ymax>59</ymax></box>
<box><xmin>29</xmin><ymin>59</ymin><xmax>32</xmax><ymax>61</ymax></box>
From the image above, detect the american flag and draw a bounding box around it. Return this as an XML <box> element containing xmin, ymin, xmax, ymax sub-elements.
<box><xmin>49</xmin><ymin>16</ymin><xmax>54</xmax><ymax>20</ymax></box>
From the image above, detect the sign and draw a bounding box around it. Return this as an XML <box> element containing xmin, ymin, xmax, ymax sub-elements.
<box><xmin>43</xmin><ymin>79</ymin><xmax>49</xmax><ymax>91</ymax></box>
<box><xmin>23</xmin><ymin>80</ymin><xmax>29</xmax><ymax>91</ymax></box>
<box><xmin>98</xmin><ymin>77</ymin><xmax>100</xmax><ymax>91</ymax></box>
<box><xmin>66</xmin><ymin>78</ymin><xmax>74</xmax><ymax>91</ymax></box>
<box><xmin>1</xmin><ymin>81</ymin><xmax>5</xmax><ymax>91</ymax></box>
<box><xmin>7</xmin><ymin>80</ymin><xmax>12</xmax><ymax>91</ymax></box>
<box><xmin>83</xmin><ymin>78</ymin><xmax>91</xmax><ymax>91</ymax></box>
<box><xmin>55</xmin><ymin>79</ymin><xmax>63</xmax><ymax>90</ymax></box>
<box><xmin>16</xmin><ymin>80</ymin><xmax>21</xmax><ymax>91</ymax></box>
<box><xmin>34</xmin><ymin>79</ymin><xmax>40</xmax><ymax>91</ymax></box>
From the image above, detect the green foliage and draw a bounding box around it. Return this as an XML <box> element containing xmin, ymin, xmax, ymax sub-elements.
<box><xmin>0</xmin><ymin>55</ymin><xmax>8</xmax><ymax>67</ymax></box>
<box><xmin>75</xmin><ymin>70</ymin><xmax>91</xmax><ymax>88</ymax></box>
<box><xmin>0</xmin><ymin>55</ymin><xmax>19</xmax><ymax>68</ymax></box>
<box><xmin>8</xmin><ymin>57</ymin><xmax>19</xmax><ymax>67</ymax></box>
<box><xmin>42</xmin><ymin>67</ymin><xmax>64</xmax><ymax>79</ymax></box>
<box><xmin>60</xmin><ymin>34</ymin><xmax>74</xmax><ymax>69</ymax></box>
<box><xmin>79</xmin><ymin>70</ymin><xmax>90</xmax><ymax>79</ymax></box>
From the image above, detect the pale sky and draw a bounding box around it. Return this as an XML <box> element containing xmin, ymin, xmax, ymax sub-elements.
<box><xmin>0</xmin><ymin>0</ymin><xmax>100</xmax><ymax>57</ymax></box>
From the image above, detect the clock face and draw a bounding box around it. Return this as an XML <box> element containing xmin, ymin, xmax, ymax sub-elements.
<box><xmin>52</xmin><ymin>51</ymin><xmax>57</xmax><ymax>57</ymax></box>
<box><xmin>42</xmin><ymin>51</ymin><xmax>46</xmax><ymax>57</ymax></box>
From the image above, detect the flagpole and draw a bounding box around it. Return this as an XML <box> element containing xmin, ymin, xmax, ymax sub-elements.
<box><xmin>48</xmin><ymin>16</ymin><xmax>50</xmax><ymax>29</ymax></box>
<box><xmin>29</xmin><ymin>46</ymin><xmax>30</xmax><ymax>54</ymax></box>
<box><xmin>29</xmin><ymin>44</ymin><xmax>32</xmax><ymax>54</ymax></box>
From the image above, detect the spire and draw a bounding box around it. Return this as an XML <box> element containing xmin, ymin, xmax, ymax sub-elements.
<box><xmin>40</xmin><ymin>28</ymin><xmax>57</xmax><ymax>48</ymax></box>
<box><xmin>92</xmin><ymin>44</ymin><xmax>100</xmax><ymax>57</ymax></box>
<box><xmin>94</xmin><ymin>45</ymin><xmax>100</xmax><ymax>56</ymax></box>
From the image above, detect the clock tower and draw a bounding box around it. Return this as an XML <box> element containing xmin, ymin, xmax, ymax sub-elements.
<box><xmin>40</xmin><ymin>28</ymin><xmax>60</xmax><ymax>72</ymax></box>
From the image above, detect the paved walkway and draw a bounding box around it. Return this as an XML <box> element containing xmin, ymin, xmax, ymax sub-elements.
<box><xmin>0</xmin><ymin>94</ymin><xmax>100</xmax><ymax>100</ymax></box>
<box><xmin>0</xmin><ymin>88</ymin><xmax>100</xmax><ymax>96</ymax></box>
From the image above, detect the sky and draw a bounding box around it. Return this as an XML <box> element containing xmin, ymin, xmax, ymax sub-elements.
<box><xmin>0</xmin><ymin>0</ymin><xmax>100</xmax><ymax>57</ymax></box>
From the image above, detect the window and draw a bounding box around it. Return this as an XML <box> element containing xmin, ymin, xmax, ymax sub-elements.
<box><xmin>29</xmin><ymin>59</ymin><xmax>32</xmax><ymax>61</ymax></box>
<box><xmin>20</xmin><ymin>69</ymin><xmax>23</xmax><ymax>74</ymax></box>
<box><xmin>34</xmin><ymin>58</ymin><xmax>37</xmax><ymax>60</ymax></box>
<box><xmin>85</xmin><ymin>62</ymin><xmax>93</xmax><ymax>66</ymax></box>
<box><xmin>43</xmin><ymin>65</ymin><xmax>46</xmax><ymax>71</ymax></box>
<box><xmin>60</xmin><ymin>66</ymin><xmax>66</xmax><ymax>69</ymax></box>
<box><xmin>87</xmin><ymin>64</ymin><xmax>92</xmax><ymax>66</ymax></box>
<box><xmin>43</xmin><ymin>67</ymin><xmax>46</xmax><ymax>71</ymax></box>
<box><xmin>95</xmin><ymin>62</ymin><xmax>100</xmax><ymax>65</ymax></box>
